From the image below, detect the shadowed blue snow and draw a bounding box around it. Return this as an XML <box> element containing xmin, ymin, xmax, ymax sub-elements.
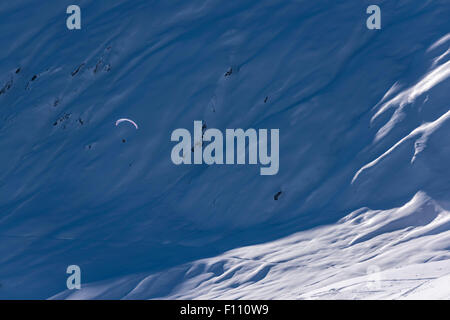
<box><xmin>0</xmin><ymin>0</ymin><xmax>449</xmax><ymax>299</ymax></box>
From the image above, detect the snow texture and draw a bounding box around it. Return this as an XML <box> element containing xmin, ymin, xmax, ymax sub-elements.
<box><xmin>0</xmin><ymin>0</ymin><xmax>449</xmax><ymax>299</ymax></box>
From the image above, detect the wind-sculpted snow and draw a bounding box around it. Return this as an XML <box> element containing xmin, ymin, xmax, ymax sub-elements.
<box><xmin>52</xmin><ymin>192</ymin><xmax>450</xmax><ymax>299</ymax></box>
<box><xmin>353</xmin><ymin>110</ymin><xmax>450</xmax><ymax>183</ymax></box>
<box><xmin>0</xmin><ymin>0</ymin><xmax>449</xmax><ymax>299</ymax></box>
<box><xmin>371</xmin><ymin>59</ymin><xmax>450</xmax><ymax>142</ymax></box>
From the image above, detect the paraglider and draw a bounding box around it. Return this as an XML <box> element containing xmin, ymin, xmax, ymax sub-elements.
<box><xmin>115</xmin><ymin>118</ymin><xmax>139</xmax><ymax>130</ymax></box>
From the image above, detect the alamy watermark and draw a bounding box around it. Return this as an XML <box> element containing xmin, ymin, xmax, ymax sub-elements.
<box><xmin>66</xmin><ymin>265</ymin><xmax>81</xmax><ymax>290</ymax></box>
<box><xmin>366</xmin><ymin>5</ymin><xmax>381</xmax><ymax>30</ymax></box>
<box><xmin>171</xmin><ymin>121</ymin><xmax>279</xmax><ymax>175</ymax></box>
<box><xmin>66</xmin><ymin>5</ymin><xmax>81</xmax><ymax>30</ymax></box>
<box><xmin>366</xmin><ymin>265</ymin><xmax>382</xmax><ymax>290</ymax></box>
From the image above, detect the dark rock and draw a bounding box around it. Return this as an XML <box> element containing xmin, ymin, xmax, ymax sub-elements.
<box><xmin>274</xmin><ymin>191</ymin><xmax>282</xmax><ymax>200</ymax></box>
<box><xmin>71</xmin><ymin>63</ymin><xmax>85</xmax><ymax>76</ymax></box>
<box><xmin>224</xmin><ymin>68</ymin><xmax>232</xmax><ymax>77</ymax></box>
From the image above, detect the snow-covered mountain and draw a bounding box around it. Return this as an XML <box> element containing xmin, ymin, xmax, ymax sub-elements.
<box><xmin>0</xmin><ymin>0</ymin><xmax>449</xmax><ymax>299</ymax></box>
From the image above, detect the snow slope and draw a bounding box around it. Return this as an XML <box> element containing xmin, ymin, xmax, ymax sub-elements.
<box><xmin>0</xmin><ymin>0</ymin><xmax>449</xmax><ymax>299</ymax></box>
<box><xmin>51</xmin><ymin>191</ymin><xmax>450</xmax><ymax>300</ymax></box>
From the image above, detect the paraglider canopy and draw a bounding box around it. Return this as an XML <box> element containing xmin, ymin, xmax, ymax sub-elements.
<box><xmin>115</xmin><ymin>118</ymin><xmax>139</xmax><ymax>130</ymax></box>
